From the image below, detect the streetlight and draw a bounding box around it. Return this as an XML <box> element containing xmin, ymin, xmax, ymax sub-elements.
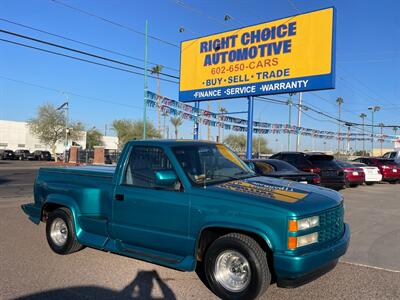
<box><xmin>56</xmin><ymin>100</ymin><xmax>69</xmax><ymax>162</ymax></box>
<box><xmin>359</xmin><ymin>113</ymin><xmax>367</xmax><ymax>155</ymax></box>
<box><xmin>368</xmin><ymin>105</ymin><xmax>380</xmax><ymax>156</ymax></box>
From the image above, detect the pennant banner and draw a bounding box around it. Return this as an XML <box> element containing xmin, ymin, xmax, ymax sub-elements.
<box><xmin>146</xmin><ymin>91</ymin><xmax>398</xmax><ymax>142</ymax></box>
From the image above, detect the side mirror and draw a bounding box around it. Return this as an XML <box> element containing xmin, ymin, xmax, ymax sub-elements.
<box><xmin>155</xmin><ymin>170</ymin><xmax>177</xmax><ymax>186</ymax></box>
<box><xmin>247</xmin><ymin>162</ymin><xmax>255</xmax><ymax>171</ymax></box>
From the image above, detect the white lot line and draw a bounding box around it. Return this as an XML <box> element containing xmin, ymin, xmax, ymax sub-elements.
<box><xmin>341</xmin><ymin>260</ymin><xmax>400</xmax><ymax>273</ymax></box>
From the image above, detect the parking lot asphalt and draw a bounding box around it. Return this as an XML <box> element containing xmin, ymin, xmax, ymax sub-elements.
<box><xmin>1</xmin><ymin>162</ymin><xmax>399</xmax><ymax>299</ymax></box>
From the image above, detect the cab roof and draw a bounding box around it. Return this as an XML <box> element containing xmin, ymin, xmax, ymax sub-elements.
<box><xmin>127</xmin><ymin>139</ymin><xmax>219</xmax><ymax>147</ymax></box>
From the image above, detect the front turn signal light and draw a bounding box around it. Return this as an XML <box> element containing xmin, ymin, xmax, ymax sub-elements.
<box><xmin>288</xmin><ymin>236</ymin><xmax>297</xmax><ymax>250</ymax></box>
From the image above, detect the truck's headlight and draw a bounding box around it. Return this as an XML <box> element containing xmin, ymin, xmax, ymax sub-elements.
<box><xmin>288</xmin><ymin>232</ymin><xmax>319</xmax><ymax>249</ymax></box>
<box><xmin>288</xmin><ymin>216</ymin><xmax>319</xmax><ymax>232</ymax></box>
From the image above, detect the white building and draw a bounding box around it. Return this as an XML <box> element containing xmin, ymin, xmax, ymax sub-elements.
<box><xmin>0</xmin><ymin>120</ymin><xmax>118</xmax><ymax>152</ymax></box>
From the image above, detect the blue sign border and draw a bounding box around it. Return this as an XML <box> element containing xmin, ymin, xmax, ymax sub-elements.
<box><xmin>179</xmin><ymin>6</ymin><xmax>336</xmax><ymax>103</ymax></box>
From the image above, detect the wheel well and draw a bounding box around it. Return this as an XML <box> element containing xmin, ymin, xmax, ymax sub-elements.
<box><xmin>197</xmin><ymin>227</ymin><xmax>272</xmax><ymax>261</ymax></box>
<box><xmin>41</xmin><ymin>203</ymin><xmax>65</xmax><ymax>221</ymax></box>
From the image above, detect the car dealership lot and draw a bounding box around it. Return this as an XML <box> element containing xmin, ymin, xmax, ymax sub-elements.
<box><xmin>0</xmin><ymin>162</ymin><xmax>399</xmax><ymax>299</ymax></box>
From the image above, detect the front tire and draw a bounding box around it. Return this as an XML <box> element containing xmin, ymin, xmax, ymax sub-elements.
<box><xmin>203</xmin><ymin>233</ymin><xmax>270</xmax><ymax>300</ymax></box>
<box><xmin>46</xmin><ymin>208</ymin><xmax>83</xmax><ymax>255</ymax></box>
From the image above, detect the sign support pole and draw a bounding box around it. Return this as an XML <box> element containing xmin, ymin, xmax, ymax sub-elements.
<box><xmin>193</xmin><ymin>101</ymin><xmax>200</xmax><ymax>140</ymax></box>
<box><xmin>246</xmin><ymin>96</ymin><xmax>254</xmax><ymax>159</ymax></box>
<box><xmin>143</xmin><ymin>20</ymin><xmax>148</xmax><ymax>139</ymax></box>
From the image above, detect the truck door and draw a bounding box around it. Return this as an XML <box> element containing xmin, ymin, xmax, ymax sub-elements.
<box><xmin>111</xmin><ymin>146</ymin><xmax>190</xmax><ymax>257</ymax></box>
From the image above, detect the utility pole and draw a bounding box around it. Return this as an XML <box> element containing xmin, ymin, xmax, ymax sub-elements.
<box><xmin>296</xmin><ymin>92</ymin><xmax>302</xmax><ymax>151</ymax></box>
<box><xmin>57</xmin><ymin>98</ymin><xmax>69</xmax><ymax>162</ymax></box>
<box><xmin>207</xmin><ymin>101</ymin><xmax>211</xmax><ymax>140</ymax></box>
<box><xmin>379</xmin><ymin>123</ymin><xmax>384</xmax><ymax>156</ymax></box>
<box><xmin>345</xmin><ymin>122</ymin><xmax>352</xmax><ymax>156</ymax></box>
<box><xmin>359</xmin><ymin>113</ymin><xmax>367</xmax><ymax>155</ymax></box>
<box><xmin>336</xmin><ymin>97</ymin><xmax>344</xmax><ymax>157</ymax></box>
<box><xmin>143</xmin><ymin>20</ymin><xmax>148</xmax><ymax>139</ymax></box>
<box><xmin>287</xmin><ymin>94</ymin><xmax>293</xmax><ymax>151</ymax></box>
<box><xmin>368</xmin><ymin>106</ymin><xmax>380</xmax><ymax>156</ymax></box>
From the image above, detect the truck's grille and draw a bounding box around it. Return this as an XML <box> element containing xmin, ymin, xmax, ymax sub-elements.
<box><xmin>318</xmin><ymin>204</ymin><xmax>344</xmax><ymax>243</ymax></box>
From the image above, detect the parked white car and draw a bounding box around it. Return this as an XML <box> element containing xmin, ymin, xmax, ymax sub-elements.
<box><xmin>351</xmin><ymin>162</ymin><xmax>382</xmax><ymax>185</ymax></box>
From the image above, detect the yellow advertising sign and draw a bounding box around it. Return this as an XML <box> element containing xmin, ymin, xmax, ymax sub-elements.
<box><xmin>179</xmin><ymin>7</ymin><xmax>335</xmax><ymax>102</ymax></box>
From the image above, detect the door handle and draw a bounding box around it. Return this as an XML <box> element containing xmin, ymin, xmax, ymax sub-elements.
<box><xmin>115</xmin><ymin>194</ymin><xmax>124</xmax><ymax>201</ymax></box>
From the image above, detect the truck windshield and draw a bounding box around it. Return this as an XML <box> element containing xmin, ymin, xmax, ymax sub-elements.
<box><xmin>172</xmin><ymin>144</ymin><xmax>255</xmax><ymax>186</ymax></box>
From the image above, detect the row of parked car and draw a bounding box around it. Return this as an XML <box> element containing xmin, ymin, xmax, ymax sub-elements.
<box><xmin>245</xmin><ymin>151</ymin><xmax>400</xmax><ymax>190</ymax></box>
<box><xmin>0</xmin><ymin>149</ymin><xmax>53</xmax><ymax>161</ymax></box>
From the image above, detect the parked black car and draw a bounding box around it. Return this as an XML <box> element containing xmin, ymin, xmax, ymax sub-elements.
<box><xmin>245</xmin><ymin>159</ymin><xmax>321</xmax><ymax>185</ymax></box>
<box><xmin>14</xmin><ymin>149</ymin><xmax>33</xmax><ymax>160</ymax></box>
<box><xmin>0</xmin><ymin>149</ymin><xmax>15</xmax><ymax>160</ymax></box>
<box><xmin>32</xmin><ymin>150</ymin><xmax>52</xmax><ymax>161</ymax></box>
<box><xmin>269</xmin><ymin>152</ymin><xmax>345</xmax><ymax>189</ymax></box>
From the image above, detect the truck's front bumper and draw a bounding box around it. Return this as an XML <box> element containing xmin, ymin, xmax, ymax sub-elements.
<box><xmin>274</xmin><ymin>223</ymin><xmax>350</xmax><ymax>288</ymax></box>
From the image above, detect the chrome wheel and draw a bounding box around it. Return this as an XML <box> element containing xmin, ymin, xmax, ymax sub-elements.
<box><xmin>50</xmin><ymin>218</ymin><xmax>68</xmax><ymax>246</ymax></box>
<box><xmin>214</xmin><ymin>250</ymin><xmax>251</xmax><ymax>292</ymax></box>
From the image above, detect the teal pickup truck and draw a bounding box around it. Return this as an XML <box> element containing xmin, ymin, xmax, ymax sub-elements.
<box><xmin>22</xmin><ymin>140</ymin><xmax>349</xmax><ymax>300</ymax></box>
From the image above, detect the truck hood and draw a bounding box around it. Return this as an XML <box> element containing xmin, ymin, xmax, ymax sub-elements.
<box><xmin>206</xmin><ymin>176</ymin><xmax>343</xmax><ymax>216</ymax></box>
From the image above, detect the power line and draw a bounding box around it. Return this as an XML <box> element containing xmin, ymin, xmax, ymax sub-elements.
<box><xmin>337</xmin><ymin>65</ymin><xmax>400</xmax><ymax>110</ymax></box>
<box><xmin>0</xmin><ymin>29</ymin><xmax>179</xmax><ymax>80</ymax></box>
<box><xmin>0</xmin><ymin>17</ymin><xmax>179</xmax><ymax>72</ymax></box>
<box><xmin>50</xmin><ymin>0</ymin><xmax>179</xmax><ymax>48</ymax></box>
<box><xmin>0</xmin><ymin>74</ymin><xmax>155</xmax><ymax>112</ymax></box>
<box><xmin>171</xmin><ymin>0</ymin><xmax>231</xmax><ymax>28</ymax></box>
<box><xmin>0</xmin><ymin>38</ymin><xmax>179</xmax><ymax>84</ymax></box>
<box><xmin>256</xmin><ymin>96</ymin><xmax>399</xmax><ymax>128</ymax></box>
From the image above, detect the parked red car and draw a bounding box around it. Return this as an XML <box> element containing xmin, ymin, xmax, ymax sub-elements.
<box><xmin>336</xmin><ymin>161</ymin><xmax>365</xmax><ymax>187</ymax></box>
<box><xmin>353</xmin><ymin>157</ymin><xmax>400</xmax><ymax>183</ymax></box>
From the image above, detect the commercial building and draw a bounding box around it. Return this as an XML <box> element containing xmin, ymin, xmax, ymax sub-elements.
<box><xmin>0</xmin><ymin>120</ymin><xmax>118</xmax><ymax>152</ymax></box>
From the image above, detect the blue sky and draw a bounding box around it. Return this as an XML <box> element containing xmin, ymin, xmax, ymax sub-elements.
<box><xmin>0</xmin><ymin>0</ymin><xmax>399</xmax><ymax>152</ymax></box>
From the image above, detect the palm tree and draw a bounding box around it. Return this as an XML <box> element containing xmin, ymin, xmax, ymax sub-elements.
<box><xmin>150</xmin><ymin>65</ymin><xmax>164</xmax><ymax>135</ymax></box>
<box><xmin>170</xmin><ymin>117</ymin><xmax>183</xmax><ymax>139</ymax></box>
<box><xmin>219</xmin><ymin>107</ymin><xmax>227</xmax><ymax>142</ymax></box>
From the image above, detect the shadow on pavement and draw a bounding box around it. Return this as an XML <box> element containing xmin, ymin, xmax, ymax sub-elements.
<box><xmin>15</xmin><ymin>270</ymin><xmax>176</xmax><ymax>300</ymax></box>
<box><xmin>0</xmin><ymin>177</ymin><xmax>11</xmax><ymax>185</ymax></box>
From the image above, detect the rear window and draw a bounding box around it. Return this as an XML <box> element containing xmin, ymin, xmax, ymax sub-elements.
<box><xmin>308</xmin><ymin>155</ymin><xmax>338</xmax><ymax>168</ymax></box>
<box><xmin>336</xmin><ymin>161</ymin><xmax>353</xmax><ymax>168</ymax></box>
<box><xmin>253</xmin><ymin>162</ymin><xmax>274</xmax><ymax>174</ymax></box>
<box><xmin>267</xmin><ymin>160</ymin><xmax>298</xmax><ymax>171</ymax></box>
<box><xmin>283</xmin><ymin>154</ymin><xmax>312</xmax><ymax>169</ymax></box>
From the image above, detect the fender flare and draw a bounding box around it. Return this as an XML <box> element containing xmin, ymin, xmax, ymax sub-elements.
<box><xmin>194</xmin><ymin>222</ymin><xmax>277</xmax><ymax>262</ymax></box>
<box><xmin>42</xmin><ymin>194</ymin><xmax>82</xmax><ymax>236</ymax></box>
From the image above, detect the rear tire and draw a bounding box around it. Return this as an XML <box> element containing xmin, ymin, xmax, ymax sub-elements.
<box><xmin>46</xmin><ymin>208</ymin><xmax>83</xmax><ymax>255</ymax></box>
<box><xmin>203</xmin><ymin>233</ymin><xmax>270</xmax><ymax>300</ymax></box>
